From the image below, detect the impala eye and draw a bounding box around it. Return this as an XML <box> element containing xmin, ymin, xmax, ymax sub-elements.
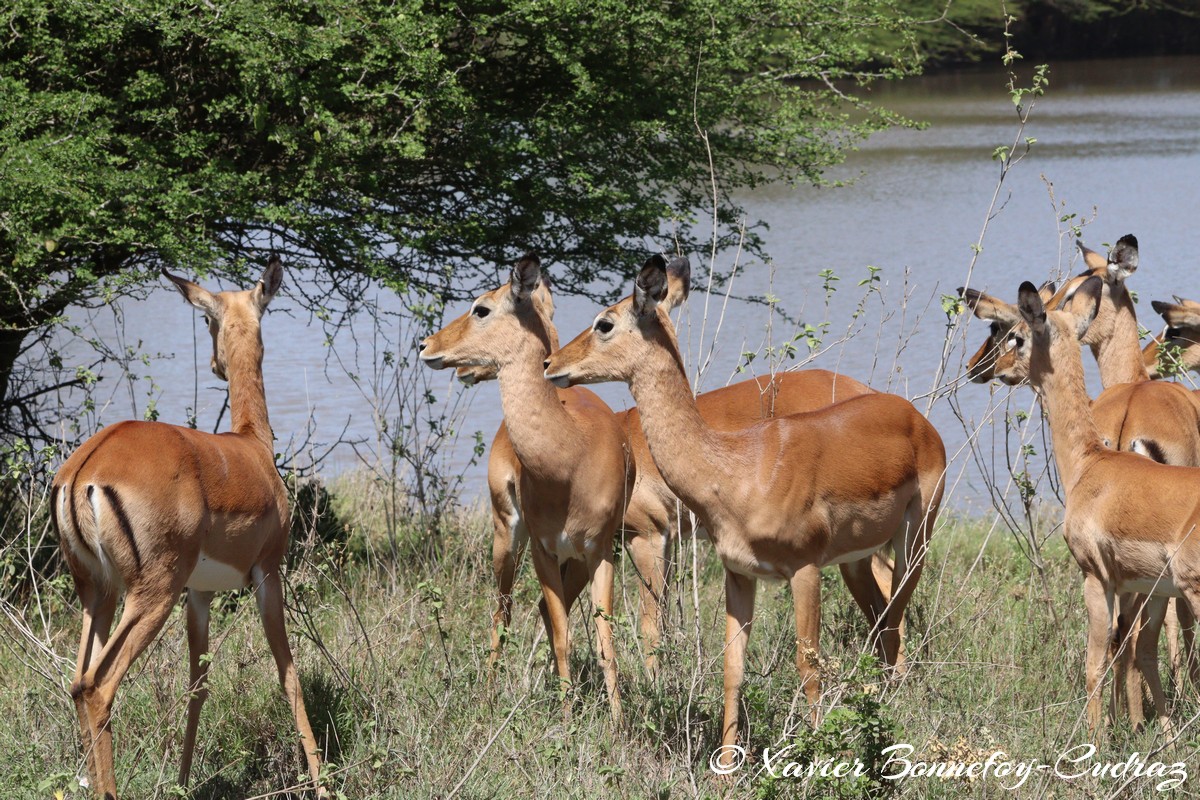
<box><xmin>1166</xmin><ymin>327</ymin><xmax>1180</xmax><ymax>339</ymax></box>
<box><xmin>472</xmin><ymin>305</ymin><xmax>491</xmax><ymax>318</ymax></box>
<box><xmin>594</xmin><ymin>318</ymin><xmax>614</xmax><ymax>334</ymax></box>
<box><xmin>1007</xmin><ymin>334</ymin><xmax>1024</xmax><ymax>350</ymax></box>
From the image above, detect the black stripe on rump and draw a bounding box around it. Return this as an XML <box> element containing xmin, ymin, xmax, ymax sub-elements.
<box><xmin>67</xmin><ymin>485</ymin><xmax>98</xmax><ymax>560</ymax></box>
<box><xmin>100</xmin><ymin>486</ymin><xmax>143</xmax><ymax>571</ymax></box>
<box><xmin>1137</xmin><ymin>439</ymin><xmax>1168</xmax><ymax>465</ymax></box>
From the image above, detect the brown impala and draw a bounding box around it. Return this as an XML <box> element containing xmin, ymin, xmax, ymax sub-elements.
<box><xmin>545</xmin><ymin>254</ymin><xmax>945</xmax><ymax>769</ymax></box>
<box><xmin>1010</xmin><ymin>275</ymin><xmax>1200</xmax><ymax>734</ymax></box>
<box><xmin>52</xmin><ymin>258</ymin><xmax>326</xmax><ymax>798</ymax></box>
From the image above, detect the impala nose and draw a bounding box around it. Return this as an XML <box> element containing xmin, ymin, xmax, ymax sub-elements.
<box><xmin>543</xmin><ymin>359</ymin><xmax>551</xmax><ymax>370</ymax></box>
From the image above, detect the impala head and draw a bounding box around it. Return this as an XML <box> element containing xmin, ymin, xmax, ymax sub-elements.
<box><xmin>544</xmin><ymin>254</ymin><xmax>690</xmax><ymax>387</ymax></box>
<box><xmin>1080</xmin><ymin>233</ymin><xmax>1139</xmax><ymax>345</ymax></box>
<box><xmin>420</xmin><ymin>253</ymin><xmax>557</xmax><ymax>373</ymax></box>
<box><xmin>958</xmin><ymin>282</ymin><xmax>1056</xmax><ymax>383</ymax></box>
<box><xmin>961</xmin><ymin>236</ymin><xmax>1136</xmax><ymax>387</ymax></box>
<box><xmin>162</xmin><ymin>256</ymin><xmax>282</xmax><ymax>381</ymax></box>
<box><xmin>1016</xmin><ymin>274</ymin><xmax>1104</xmax><ymax>391</ymax></box>
<box><xmin>453</xmin><ymin>274</ymin><xmax>557</xmax><ymax>385</ymax></box>
<box><xmin>1144</xmin><ymin>298</ymin><xmax>1200</xmax><ymax>378</ymax></box>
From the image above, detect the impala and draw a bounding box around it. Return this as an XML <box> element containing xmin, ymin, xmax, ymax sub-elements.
<box><xmin>52</xmin><ymin>258</ymin><xmax>326</xmax><ymax>799</ymax></box>
<box><xmin>458</xmin><ymin>283</ymin><xmax>894</xmax><ymax>679</ymax></box>
<box><xmin>420</xmin><ymin>254</ymin><xmax>631</xmax><ymax>721</ymax></box>
<box><xmin>963</xmin><ymin>235</ymin><xmax>1200</xmax><ymax>725</ymax></box>
<box><xmin>1011</xmin><ymin>275</ymin><xmax>1200</xmax><ymax>734</ymax></box>
<box><xmin>544</xmin><ymin>255</ymin><xmax>945</xmax><ymax>766</ymax></box>
<box><xmin>1143</xmin><ymin>297</ymin><xmax>1200</xmax><ymax>379</ymax></box>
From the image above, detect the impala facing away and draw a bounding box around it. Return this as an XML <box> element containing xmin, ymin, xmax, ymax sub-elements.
<box><xmin>420</xmin><ymin>254</ymin><xmax>632</xmax><ymax>721</ymax></box>
<box><xmin>1012</xmin><ymin>275</ymin><xmax>1200</xmax><ymax>734</ymax></box>
<box><xmin>545</xmin><ymin>255</ymin><xmax>945</xmax><ymax>767</ymax></box>
<box><xmin>962</xmin><ymin>235</ymin><xmax>1200</xmax><ymax>725</ymax></box>
<box><xmin>52</xmin><ymin>258</ymin><xmax>326</xmax><ymax>799</ymax></box>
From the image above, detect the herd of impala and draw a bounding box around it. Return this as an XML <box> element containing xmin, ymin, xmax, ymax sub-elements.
<box><xmin>49</xmin><ymin>235</ymin><xmax>1200</xmax><ymax>796</ymax></box>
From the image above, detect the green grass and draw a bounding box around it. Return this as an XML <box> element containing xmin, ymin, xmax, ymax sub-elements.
<box><xmin>1</xmin><ymin>480</ymin><xmax>1198</xmax><ymax>799</ymax></box>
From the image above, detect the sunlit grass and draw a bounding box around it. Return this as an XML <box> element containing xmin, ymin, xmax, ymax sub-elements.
<box><xmin>1</xmin><ymin>481</ymin><xmax>1197</xmax><ymax>799</ymax></box>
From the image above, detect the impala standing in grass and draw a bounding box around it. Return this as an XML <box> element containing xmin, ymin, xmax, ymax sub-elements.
<box><xmin>545</xmin><ymin>254</ymin><xmax>945</xmax><ymax>767</ymax></box>
<box><xmin>52</xmin><ymin>258</ymin><xmax>327</xmax><ymax>799</ymax></box>
<box><xmin>1008</xmin><ymin>275</ymin><xmax>1200</xmax><ymax>734</ymax></box>
<box><xmin>420</xmin><ymin>254</ymin><xmax>631</xmax><ymax>722</ymax></box>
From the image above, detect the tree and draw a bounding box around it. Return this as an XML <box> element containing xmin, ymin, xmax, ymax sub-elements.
<box><xmin>0</xmin><ymin>0</ymin><xmax>921</xmax><ymax>439</ymax></box>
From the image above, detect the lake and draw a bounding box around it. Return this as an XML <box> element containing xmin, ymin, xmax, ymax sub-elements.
<box><xmin>59</xmin><ymin>56</ymin><xmax>1200</xmax><ymax>516</ymax></box>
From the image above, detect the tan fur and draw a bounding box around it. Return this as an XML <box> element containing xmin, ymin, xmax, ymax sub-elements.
<box><xmin>420</xmin><ymin>254</ymin><xmax>631</xmax><ymax>722</ymax></box>
<box><xmin>461</xmin><ymin>282</ymin><xmax>892</xmax><ymax>679</ymax></box>
<box><xmin>51</xmin><ymin>258</ymin><xmax>326</xmax><ymax>799</ymax></box>
<box><xmin>981</xmin><ymin>237</ymin><xmax>1199</xmax><ymax>719</ymax></box>
<box><xmin>1017</xmin><ymin>277</ymin><xmax>1200</xmax><ymax>735</ymax></box>
<box><xmin>545</xmin><ymin>256</ymin><xmax>945</xmax><ymax>767</ymax></box>
<box><xmin>1143</xmin><ymin>298</ymin><xmax>1200</xmax><ymax>379</ymax></box>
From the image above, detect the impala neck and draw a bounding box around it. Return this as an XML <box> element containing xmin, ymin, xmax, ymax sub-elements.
<box><xmin>496</xmin><ymin>326</ymin><xmax>579</xmax><ymax>479</ymax></box>
<box><xmin>225</xmin><ymin>329</ymin><xmax>274</xmax><ymax>452</ymax></box>
<box><xmin>625</xmin><ymin>335</ymin><xmax>726</xmax><ymax>513</ymax></box>
<box><xmin>1093</xmin><ymin>286</ymin><xmax>1150</xmax><ymax>387</ymax></box>
<box><xmin>1036</xmin><ymin>335</ymin><xmax>1106</xmax><ymax>494</ymax></box>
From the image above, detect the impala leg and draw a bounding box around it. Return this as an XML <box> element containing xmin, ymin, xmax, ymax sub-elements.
<box><xmin>68</xmin><ymin>569</ymin><xmax>117</xmax><ymax>787</ymax></box>
<box><xmin>1165</xmin><ymin>598</ymin><xmax>1182</xmax><ymax>689</ymax></box>
<box><xmin>1177</xmin><ymin>583</ymin><xmax>1200</xmax><ymax>694</ymax></box>
<box><xmin>883</xmin><ymin>510</ymin><xmax>928</xmax><ymax>676</ymax></box>
<box><xmin>251</xmin><ymin>565</ymin><xmax>326</xmax><ymax>798</ymax></box>
<box><xmin>80</xmin><ymin>584</ymin><xmax>182</xmax><ymax>799</ymax></box>
<box><xmin>790</xmin><ymin>564</ymin><xmax>822</xmax><ymax>719</ymax></box>
<box><xmin>1083</xmin><ymin>575</ymin><xmax>1115</xmax><ymax>737</ymax></box>
<box><xmin>490</xmin><ymin>512</ymin><xmax>528</xmax><ymax>671</ymax></box>
<box><xmin>625</xmin><ymin>528</ymin><xmax>666</xmax><ymax>679</ymax></box>
<box><xmin>839</xmin><ymin>558</ymin><xmax>887</xmax><ymax>659</ymax></box>
<box><xmin>529</xmin><ymin>538</ymin><xmax>572</xmax><ymax>709</ymax></box>
<box><xmin>587</xmin><ymin>546</ymin><xmax>622</xmax><ymax>724</ymax></box>
<box><xmin>719</xmin><ymin>570</ymin><xmax>756</xmax><ymax>769</ymax></box>
<box><xmin>839</xmin><ymin>559</ymin><xmax>884</xmax><ymax>630</ymax></box>
<box><xmin>1111</xmin><ymin>593</ymin><xmax>1140</xmax><ymax>724</ymax></box>
<box><xmin>537</xmin><ymin>557</ymin><xmax>587</xmax><ymax>655</ymax></box>
<box><xmin>1134</xmin><ymin>595</ymin><xmax>1171</xmax><ymax>733</ymax></box>
<box><xmin>870</xmin><ymin>551</ymin><xmax>905</xmax><ymax>664</ymax></box>
<box><xmin>179</xmin><ymin>589</ymin><xmax>215</xmax><ymax>788</ymax></box>
<box><xmin>1180</xmin><ymin>600</ymin><xmax>1199</xmax><ymax>692</ymax></box>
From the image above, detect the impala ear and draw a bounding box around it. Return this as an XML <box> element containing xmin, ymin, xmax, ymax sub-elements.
<box><xmin>534</xmin><ymin>272</ymin><xmax>556</xmax><ymax>319</ymax></box>
<box><xmin>1152</xmin><ymin>300</ymin><xmax>1200</xmax><ymax>329</ymax></box>
<box><xmin>1067</xmin><ymin>275</ymin><xmax>1104</xmax><ymax>339</ymax></box>
<box><xmin>1077</xmin><ymin>239</ymin><xmax>1108</xmax><ymax>271</ymax></box>
<box><xmin>633</xmin><ymin>254</ymin><xmax>669</xmax><ymax>317</ymax></box>
<box><xmin>957</xmin><ymin>287</ymin><xmax>1020</xmax><ymax>325</ymax></box>
<box><xmin>510</xmin><ymin>252</ymin><xmax>542</xmax><ymax>303</ymax></box>
<box><xmin>1107</xmin><ymin>234</ymin><xmax>1139</xmax><ymax>282</ymax></box>
<box><xmin>664</xmin><ymin>256</ymin><xmax>691</xmax><ymax>311</ymax></box>
<box><xmin>1038</xmin><ymin>280</ymin><xmax>1057</xmax><ymax>302</ymax></box>
<box><xmin>163</xmin><ymin>267</ymin><xmax>218</xmax><ymax>316</ymax></box>
<box><xmin>251</xmin><ymin>254</ymin><xmax>284</xmax><ymax>314</ymax></box>
<box><xmin>1017</xmin><ymin>281</ymin><xmax>1047</xmax><ymax>333</ymax></box>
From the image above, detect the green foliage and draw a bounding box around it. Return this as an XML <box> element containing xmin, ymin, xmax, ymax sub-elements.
<box><xmin>1155</xmin><ymin>339</ymin><xmax>1188</xmax><ymax>380</ymax></box>
<box><xmin>753</xmin><ymin>656</ymin><xmax>899</xmax><ymax>800</ymax></box>
<box><xmin>0</xmin><ymin>0</ymin><xmax>923</xmax><ymax>435</ymax></box>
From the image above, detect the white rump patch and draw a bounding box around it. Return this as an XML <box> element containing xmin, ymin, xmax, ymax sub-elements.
<box><xmin>188</xmin><ymin>553</ymin><xmax>249</xmax><ymax>591</ymax></box>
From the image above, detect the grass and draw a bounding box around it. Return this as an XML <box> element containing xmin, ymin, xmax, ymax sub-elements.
<box><xmin>1</xmin><ymin>474</ymin><xmax>1198</xmax><ymax>799</ymax></box>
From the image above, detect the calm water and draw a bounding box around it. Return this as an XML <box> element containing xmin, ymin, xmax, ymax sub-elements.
<box><xmin>61</xmin><ymin>56</ymin><xmax>1200</xmax><ymax>514</ymax></box>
